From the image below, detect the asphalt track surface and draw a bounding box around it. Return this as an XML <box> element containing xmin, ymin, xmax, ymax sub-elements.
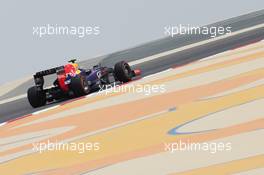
<box><xmin>0</xmin><ymin>10</ymin><xmax>263</xmax><ymax>123</ymax></box>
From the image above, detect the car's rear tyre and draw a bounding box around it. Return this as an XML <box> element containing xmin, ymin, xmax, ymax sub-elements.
<box><xmin>69</xmin><ymin>75</ymin><xmax>90</xmax><ymax>97</ymax></box>
<box><xmin>27</xmin><ymin>86</ymin><xmax>46</xmax><ymax>108</ymax></box>
<box><xmin>114</xmin><ymin>61</ymin><xmax>132</xmax><ymax>83</ymax></box>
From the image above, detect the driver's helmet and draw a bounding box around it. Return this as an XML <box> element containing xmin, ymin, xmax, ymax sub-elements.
<box><xmin>66</xmin><ymin>59</ymin><xmax>81</xmax><ymax>74</ymax></box>
<box><xmin>72</xmin><ymin>63</ymin><xmax>81</xmax><ymax>74</ymax></box>
<box><xmin>72</xmin><ymin>63</ymin><xmax>79</xmax><ymax>70</ymax></box>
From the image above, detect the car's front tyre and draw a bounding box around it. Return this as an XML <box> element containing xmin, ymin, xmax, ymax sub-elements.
<box><xmin>114</xmin><ymin>61</ymin><xmax>132</xmax><ymax>83</ymax></box>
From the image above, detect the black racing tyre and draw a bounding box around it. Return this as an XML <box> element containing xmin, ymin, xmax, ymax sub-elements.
<box><xmin>69</xmin><ymin>75</ymin><xmax>90</xmax><ymax>97</ymax></box>
<box><xmin>27</xmin><ymin>86</ymin><xmax>46</xmax><ymax>108</ymax></box>
<box><xmin>114</xmin><ymin>61</ymin><xmax>132</xmax><ymax>83</ymax></box>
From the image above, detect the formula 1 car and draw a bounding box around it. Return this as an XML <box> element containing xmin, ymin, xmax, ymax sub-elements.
<box><xmin>27</xmin><ymin>59</ymin><xmax>141</xmax><ymax>108</ymax></box>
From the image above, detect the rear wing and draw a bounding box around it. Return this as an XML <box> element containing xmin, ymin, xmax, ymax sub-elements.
<box><xmin>33</xmin><ymin>66</ymin><xmax>64</xmax><ymax>87</ymax></box>
<box><xmin>34</xmin><ymin>66</ymin><xmax>64</xmax><ymax>78</ymax></box>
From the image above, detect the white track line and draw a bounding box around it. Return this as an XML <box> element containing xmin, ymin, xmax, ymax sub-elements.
<box><xmin>32</xmin><ymin>105</ymin><xmax>60</xmax><ymax>115</ymax></box>
<box><xmin>0</xmin><ymin>122</ymin><xmax>7</xmax><ymax>127</ymax></box>
<box><xmin>143</xmin><ymin>68</ymin><xmax>173</xmax><ymax>79</ymax></box>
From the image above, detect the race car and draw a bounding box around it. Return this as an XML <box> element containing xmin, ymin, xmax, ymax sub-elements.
<box><xmin>27</xmin><ymin>59</ymin><xmax>141</xmax><ymax>108</ymax></box>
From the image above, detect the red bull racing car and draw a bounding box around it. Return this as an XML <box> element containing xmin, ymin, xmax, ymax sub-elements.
<box><xmin>27</xmin><ymin>59</ymin><xmax>141</xmax><ymax>108</ymax></box>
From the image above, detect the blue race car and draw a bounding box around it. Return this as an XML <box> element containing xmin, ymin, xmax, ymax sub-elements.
<box><xmin>27</xmin><ymin>59</ymin><xmax>141</xmax><ymax>108</ymax></box>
